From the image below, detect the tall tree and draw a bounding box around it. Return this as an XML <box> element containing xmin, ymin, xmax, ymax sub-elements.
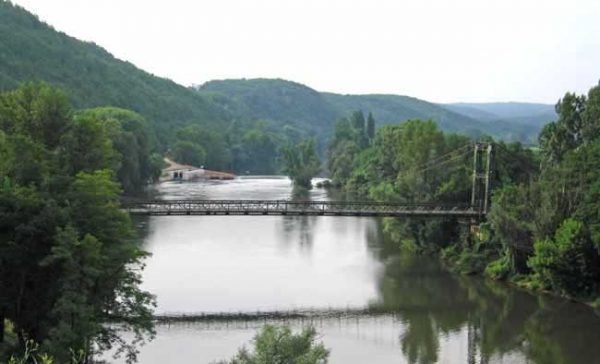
<box><xmin>77</xmin><ymin>107</ymin><xmax>162</xmax><ymax>194</ymax></box>
<box><xmin>350</xmin><ymin>110</ymin><xmax>368</xmax><ymax>148</ymax></box>
<box><xmin>281</xmin><ymin>139</ymin><xmax>320</xmax><ymax>190</ymax></box>
<box><xmin>0</xmin><ymin>83</ymin><xmax>154</xmax><ymax>362</ymax></box>
<box><xmin>367</xmin><ymin>112</ymin><xmax>375</xmax><ymax>141</ymax></box>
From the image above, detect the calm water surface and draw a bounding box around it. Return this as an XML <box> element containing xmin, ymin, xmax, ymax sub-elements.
<box><xmin>112</xmin><ymin>177</ymin><xmax>600</xmax><ymax>364</ymax></box>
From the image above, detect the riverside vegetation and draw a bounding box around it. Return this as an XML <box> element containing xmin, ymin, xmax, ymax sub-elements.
<box><xmin>327</xmin><ymin>83</ymin><xmax>600</xmax><ymax>305</ymax></box>
<box><xmin>0</xmin><ymin>82</ymin><xmax>327</xmax><ymax>363</ymax></box>
<box><xmin>0</xmin><ymin>83</ymin><xmax>158</xmax><ymax>363</ymax></box>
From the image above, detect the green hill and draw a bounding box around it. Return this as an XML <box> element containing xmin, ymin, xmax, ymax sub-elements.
<box><xmin>200</xmin><ymin>79</ymin><xmax>547</xmax><ymax>142</ymax></box>
<box><xmin>0</xmin><ymin>0</ymin><xmax>551</xmax><ymax>153</ymax></box>
<box><xmin>322</xmin><ymin>93</ymin><xmax>484</xmax><ymax>133</ymax></box>
<box><xmin>0</xmin><ymin>1</ymin><xmax>225</xmax><ymax>140</ymax></box>
<box><xmin>199</xmin><ymin>79</ymin><xmax>337</xmax><ymax>139</ymax></box>
<box><xmin>200</xmin><ymin>79</ymin><xmax>487</xmax><ymax>136</ymax></box>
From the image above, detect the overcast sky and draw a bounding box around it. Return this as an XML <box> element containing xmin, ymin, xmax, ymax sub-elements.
<box><xmin>11</xmin><ymin>0</ymin><xmax>600</xmax><ymax>103</ymax></box>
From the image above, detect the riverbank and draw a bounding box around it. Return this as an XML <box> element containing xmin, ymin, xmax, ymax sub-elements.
<box><xmin>438</xmin><ymin>239</ymin><xmax>600</xmax><ymax>310</ymax></box>
<box><xmin>439</xmin><ymin>254</ymin><xmax>600</xmax><ymax>310</ymax></box>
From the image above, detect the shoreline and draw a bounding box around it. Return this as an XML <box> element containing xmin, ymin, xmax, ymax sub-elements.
<box><xmin>439</xmin><ymin>255</ymin><xmax>600</xmax><ymax>310</ymax></box>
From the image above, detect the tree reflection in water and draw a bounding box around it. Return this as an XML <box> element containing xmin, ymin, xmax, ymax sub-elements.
<box><xmin>367</xmin><ymin>227</ymin><xmax>600</xmax><ymax>364</ymax></box>
<box><xmin>280</xmin><ymin>215</ymin><xmax>315</xmax><ymax>249</ymax></box>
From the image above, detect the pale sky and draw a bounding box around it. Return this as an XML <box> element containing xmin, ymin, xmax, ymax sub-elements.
<box><xmin>11</xmin><ymin>0</ymin><xmax>600</xmax><ymax>103</ymax></box>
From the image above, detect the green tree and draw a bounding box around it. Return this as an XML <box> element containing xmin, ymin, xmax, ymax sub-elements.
<box><xmin>528</xmin><ymin>219</ymin><xmax>600</xmax><ymax>296</ymax></box>
<box><xmin>0</xmin><ymin>84</ymin><xmax>154</xmax><ymax>362</ymax></box>
<box><xmin>239</xmin><ymin>127</ymin><xmax>277</xmax><ymax>174</ymax></box>
<box><xmin>281</xmin><ymin>139</ymin><xmax>320</xmax><ymax>190</ymax></box>
<box><xmin>326</xmin><ymin>113</ymin><xmax>376</xmax><ymax>187</ymax></box>
<box><xmin>350</xmin><ymin>110</ymin><xmax>368</xmax><ymax>148</ymax></box>
<box><xmin>59</xmin><ymin>114</ymin><xmax>118</xmax><ymax>176</ymax></box>
<box><xmin>478</xmin><ymin>82</ymin><xmax>600</xmax><ymax>300</ymax></box>
<box><xmin>173</xmin><ymin>125</ymin><xmax>231</xmax><ymax>170</ymax></box>
<box><xmin>220</xmin><ymin>325</ymin><xmax>329</xmax><ymax>364</ymax></box>
<box><xmin>0</xmin><ymin>82</ymin><xmax>71</xmax><ymax>150</ymax></box>
<box><xmin>172</xmin><ymin>140</ymin><xmax>207</xmax><ymax>167</ymax></box>
<box><xmin>484</xmin><ymin>184</ymin><xmax>538</xmax><ymax>274</ymax></box>
<box><xmin>62</xmin><ymin>170</ymin><xmax>155</xmax><ymax>362</ymax></box>
<box><xmin>366</xmin><ymin>112</ymin><xmax>375</xmax><ymax>141</ymax></box>
<box><xmin>77</xmin><ymin>107</ymin><xmax>161</xmax><ymax>193</ymax></box>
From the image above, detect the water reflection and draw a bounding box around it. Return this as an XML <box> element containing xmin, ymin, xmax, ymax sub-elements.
<box><xmin>113</xmin><ymin>178</ymin><xmax>600</xmax><ymax>364</ymax></box>
<box><xmin>370</xmin><ymin>252</ymin><xmax>600</xmax><ymax>364</ymax></box>
<box><xmin>279</xmin><ymin>215</ymin><xmax>316</xmax><ymax>249</ymax></box>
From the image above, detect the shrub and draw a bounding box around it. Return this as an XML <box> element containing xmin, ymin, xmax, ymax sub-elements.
<box><xmin>528</xmin><ymin>219</ymin><xmax>600</xmax><ymax>296</ymax></box>
<box><xmin>217</xmin><ymin>325</ymin><xmax>329</xmax><ymax>364</ymax></box>
<box><xmin>485</xmin><ymin>254</ymin><xmax>511</xmax><ymax>280</ymax></box>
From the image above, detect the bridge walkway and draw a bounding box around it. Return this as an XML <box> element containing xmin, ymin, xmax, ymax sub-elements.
<box><xmin>124</xmin><ymin>199</ymin><xmax>482</xmax><ymax>219</ymax></box>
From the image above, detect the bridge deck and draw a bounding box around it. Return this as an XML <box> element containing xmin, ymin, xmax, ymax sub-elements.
<box><xmin>124</xmin><ymin>200</ymin><xmax>482</xmax><ymax>218</ymax></box>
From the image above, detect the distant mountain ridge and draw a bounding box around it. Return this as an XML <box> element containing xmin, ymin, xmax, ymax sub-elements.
<box><xmin>443</xmin><ymin>102</ymin><xmax>557</xmax><ymax>142</ymax></box>
<box><xmin>322</xmin><ymin>93</ymin><xmax>483</xmax><ymax>133</ymax></box>
<box><xmin>445</xmin><ymin>102</ymin><xmax>555</xmax><ymax>120</ymax></box>
<box><xmin>200</xmin><ymin>79</ymin><xmax>555</xmax><ymax>143</ymax></box>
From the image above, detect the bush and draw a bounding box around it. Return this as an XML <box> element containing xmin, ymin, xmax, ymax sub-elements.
<box><xmin>528</xmin><ymin>219</ymin><xmax>600</xmax><ymax>297</ymax></box>
<box><xmin>485</xmin><ymin>254</ymin><xmax>511</xmax><ymax>280</ymax></box>
<box><xmin>7</xmin><ymin>340</ymin><xmax>84</xmax><ymax>364</ymax></box>
<box><xmin>217</xmin><ymin>325</ymin><xmax>329</xmax><ymax>364</ymax></box>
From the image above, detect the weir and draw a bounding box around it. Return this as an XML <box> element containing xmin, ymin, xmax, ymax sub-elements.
<box><xmin>152</xmin><ymin>305</ymin><xmax>465</xmax><ymax>324</ymax></box>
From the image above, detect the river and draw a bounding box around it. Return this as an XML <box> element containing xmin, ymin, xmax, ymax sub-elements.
<box><xmin>111</xmin><ymin>177</ymin><xmax>600</xmax><ymax>364</ymax></box>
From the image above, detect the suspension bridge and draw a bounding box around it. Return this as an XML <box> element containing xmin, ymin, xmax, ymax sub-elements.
<box><xmin>125</xmin><ymin>143</ymin><xmax>494</xmax><ymax>220</ymax></box>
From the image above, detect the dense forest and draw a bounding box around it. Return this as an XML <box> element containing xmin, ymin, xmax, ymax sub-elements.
<box><xmin>0</xmin><ymin>1</ymin><xmax>223</xmax><ymax>133</ymax></box>
<box><xmin>0</xmin><ymin>83</ymin><xmax>155</xmax><ymax>362</ymax></box>
<box><xmin>327</xmin><ymin>83</ymin><xmax>600</xmax><ymax>305</ymax></box>
<box><xmin>200</xmin><ymin>79</ymin><xmax>554</xmax><ymax>145</ymax></box>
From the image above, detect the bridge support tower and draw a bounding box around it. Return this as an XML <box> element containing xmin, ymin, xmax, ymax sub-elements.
<box><xmin>470</xmin><ymin>143</ymin><xmax>494</xmax><ymax>236</ymax></box>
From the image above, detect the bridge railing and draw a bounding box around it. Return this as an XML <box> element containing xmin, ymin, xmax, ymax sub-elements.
<box><xmin>122</xmin><ymin>199</ymin><xmax>481</xmax><ymax>218</ymax></box>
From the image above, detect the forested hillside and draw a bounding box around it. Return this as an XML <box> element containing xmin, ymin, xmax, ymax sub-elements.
<box><xmin>200</xmin><ymin>79</ymin><xmax>337</xmax><ymax>137</ymax></box>
<box><xmin>200</xmin><ymin>79</ymin><xmax>553</xmax><ymax>143</ymax></box>
<box><xmin>0</xmin><ymin>2</ymin><xmax>302</xmax><ymax>173</ymax></box>
<box><xmin>323</xmin><ymin>93</ymin><xmax>482</xmax><ymax>133</ymax></box>
<box><xmin>0</xmin><ymin>0</ymin><xmax>555</xmax><ymax>175</ymax></box>
<box><xmin>0</xmin><ymin>1</ymin><xmax>224</xmax><ymax>141</ymax></box>
<box><xmin>200</xmin><ymin>79</ymin><xmax>487</xmax><ymax>137</ymax></box>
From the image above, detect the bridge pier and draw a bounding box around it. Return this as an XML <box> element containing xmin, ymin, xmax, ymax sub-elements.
<box><xmin>471</xmin><ymin>143</ymin><xmax>494</xmax><ymax>215</ymax></box>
